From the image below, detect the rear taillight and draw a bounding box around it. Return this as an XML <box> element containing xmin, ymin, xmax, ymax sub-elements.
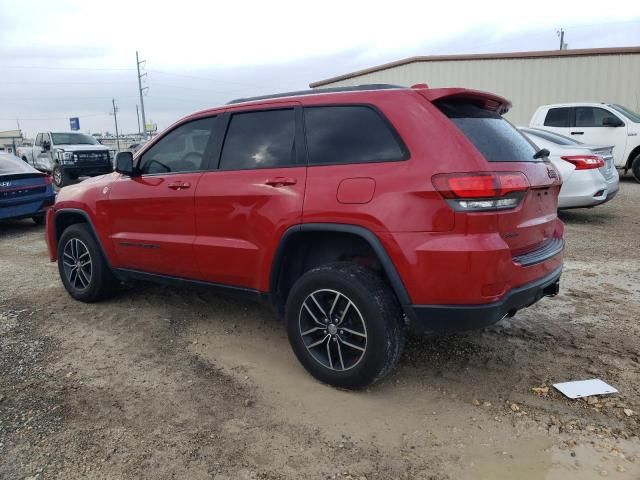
<box><xmin>44</xmin><ymin>175</ymin><xmax>53</xmax><ymax>186</ymax></box>
<box><xmin>560</xmin><ymin>155</ymin><xmax>604</xmax><ymax>170</ymax></box>
<box><xmin>432</xmin><ymin>172</ymin><xmax>529</xmax><ymax>212</ymax></box>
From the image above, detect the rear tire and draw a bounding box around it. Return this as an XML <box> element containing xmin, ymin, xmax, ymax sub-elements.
<box><xmin>631</xmin><ymin>154</ymin><xmax>640</xmax><ymax>183</ymax></box>
<box><xmin>32</xmin><ymin>214</ymin><xmax>45</xmax><ymax>225</ymax></box>
<box><xmin>57</xmin><ymin>224</ymin><xmax>118</xmax><ymax>302</ymax></box>
<box><xmin>285</xmin><ymin>262</ymin><xmax>405</xmax><ymax>389</ymax></box>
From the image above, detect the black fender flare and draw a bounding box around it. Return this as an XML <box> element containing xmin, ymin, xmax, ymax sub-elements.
<box><xmin>269</xmin><ymin>223</ymin><xmax>412</xmax><ymax>310</ymax></box>
<box><xmin>54</xmin><ymin>208</ymin><xmax>114</xmax><ymax>269</ymax></box>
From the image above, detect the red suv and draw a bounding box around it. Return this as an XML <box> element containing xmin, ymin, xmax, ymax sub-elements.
<box><xmin>45</xmin><ymin>84</ymin><xmax>564</xmax><ymax>388</ymax></box>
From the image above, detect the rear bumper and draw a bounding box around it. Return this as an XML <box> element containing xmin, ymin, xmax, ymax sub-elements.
<box><xmin>0</xmin><ymin>194</ymin><xmax>55</xmax><ymax>220</ymax></box>
<box><xmin>407</xmin><ymin>266</ymin><xmax>562</xmax><ymax>333</ymax></box>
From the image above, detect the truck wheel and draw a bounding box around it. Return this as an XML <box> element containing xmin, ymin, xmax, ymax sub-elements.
<box><xmin>632</xmin><ymin>154</ymin><xmax>640</xmax><ymax>183</ymax></box>
<box><xmin>285</xmin><ymin>262</ymin><xmax>405</xmax><ymax>389</ymax></box>
<box><xmin>52</xmin><ymin>164</ymin><xmax>67</xmax><ymax>187</ymax></box>
<box><xmin>57</xmin><ymin>224</ymin><xmax>118</xmax><ymax>302</ymax></box>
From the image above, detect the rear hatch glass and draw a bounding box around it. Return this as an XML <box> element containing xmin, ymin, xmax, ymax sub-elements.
<box><xmin>437</xmin><ymin>101</ymin><xmax>540</xmax><ymax>162</ymax></box>
<box><xmin>437</xmin><ymin>100</ymin><xmax>560</xmax><ymax>255</ymax></box>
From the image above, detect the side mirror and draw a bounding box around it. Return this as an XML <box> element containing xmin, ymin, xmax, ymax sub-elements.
<box><xmin>115</xmin><ymin>151</ymin><xmax>135</xmax><ymax>175</ymax></box>
<box><xmin>42</xmin><ymin>140</ymin><xmax>51</xmax><ymax>151</ymax></box>
<box><xmin>603</xmin><ymin>116</ymin><xmax>623</xmax><ymax>127</ymax></box>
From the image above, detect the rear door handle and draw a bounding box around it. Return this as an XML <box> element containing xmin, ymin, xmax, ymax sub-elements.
<box><xmin>168</xmin><ymin>181</ymin><xmax>191</xmax><ymax>190</ymax></box>
<box><xmin>570</xmin><ymin>131</ymin><xmax>584</xmax><ymax>135</ymax></box>
<box><xmin>265</xmin><ymin>177</ymin><xmax>297</xmax><ymax>187</ymax></box>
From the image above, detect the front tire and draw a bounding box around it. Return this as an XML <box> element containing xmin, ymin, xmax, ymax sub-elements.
<box><xmin>631</xmin><ymin>154</ymin><xmax>640</xmax><ymax>183</ymax></box>
<box><xmin>285</xmin><ymin>262</ymin><xmax>405</xmax><ymax>389</ymax></box>
<box><xmin>57</xmin><ymin>224</ymin><xmax>118</xmax><ymax>302</ymax></box>
<box><xmin>52</xmin><ymin>164</ymin><xmax>68</xmax><ymax>188</ymax></box>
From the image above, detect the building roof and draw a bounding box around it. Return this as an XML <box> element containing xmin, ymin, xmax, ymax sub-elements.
<box><xmin>309</xmin><ymin>46</ymin><xmax>640</xmax><ymax>88</ymax></box>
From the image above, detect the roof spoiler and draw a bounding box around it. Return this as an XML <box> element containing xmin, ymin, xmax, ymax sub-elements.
<box><xmin>413</xmin><ymin>86</ymin><xmax>512</xmax><ymax>115</ymax></box>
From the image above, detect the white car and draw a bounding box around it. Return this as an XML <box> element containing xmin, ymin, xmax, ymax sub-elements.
<box><xmin>530</xmin><ymin>102</ymin><xmax>640</xmax><ymax>182</ymax></box>
<box><xmin>519</xmin><ymin>127</ymin><xmax>619</xmax><ymax>209</ymax></box>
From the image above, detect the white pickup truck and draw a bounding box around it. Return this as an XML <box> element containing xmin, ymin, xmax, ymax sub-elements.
<box><xmin>530</xmin><ymin>103</ymin><xmax>640</xmax><ymax>182</ymax></box>
<box><xmin>18</xmin><ymin>132</ymin><xmax>113</xmax><ymax>187</ymax></box>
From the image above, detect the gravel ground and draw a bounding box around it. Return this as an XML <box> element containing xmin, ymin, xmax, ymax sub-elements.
<box><xmin>1</xmin><ymin>177</ymin><xmax>639</xmax><ymax>479</ymax></box>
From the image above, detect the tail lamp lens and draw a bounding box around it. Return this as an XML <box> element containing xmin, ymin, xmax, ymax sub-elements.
<box><xmin>432</xmin><ymin>172</ymin><xmax>529</xmax><ymax>211</ymax></box>
<box><xmin>44</xmin><ymin>175</ymin><xmax>53</xmax><ymax>186</ymax></box>
<box><xmin>560</xmin><ymin>155</ymin><xmax>604</xmax><ymax>170</ymax></box>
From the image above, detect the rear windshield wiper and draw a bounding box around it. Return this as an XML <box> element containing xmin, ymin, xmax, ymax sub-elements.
<box><xmin>533</xmin><ymin>148</ymin><xmax>550</xmax><ymax>159</ymax></box>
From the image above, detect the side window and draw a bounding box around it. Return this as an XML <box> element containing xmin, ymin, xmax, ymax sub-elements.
<box><xmin>543</xmin><ymin>108</ymin><xmax>571</xmax><ymax>127</ymax></box>
<box><xmin>35</xmin><ymin>134</ymin><xmax>42</xmax><ymax>147</ymax></box>
<box><xmin>219</xmin><ymin>109</ymin><xmax>296</xmax><ymax>170</ymax></box>
<box><xmin>304</xmin><ymin>106</ymin><xmax>406</xmax><ymax>165</ymax></box>
<box><xmin>138</xmin><ymin>117</ymin><xmax>216</xmax><ymax>174</ymax></box>
<box><xmin>575</xmin><ymin>107</ymin><xmax>620</xmax><ymax>127</ymax></box>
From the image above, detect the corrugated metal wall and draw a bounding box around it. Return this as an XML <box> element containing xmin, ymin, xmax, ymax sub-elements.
<box><xmin>312</xmin><ymin>54</ymin><xmax>640</xmax><ymax>125</ymax></box>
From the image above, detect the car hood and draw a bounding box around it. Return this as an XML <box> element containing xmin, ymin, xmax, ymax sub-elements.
<box><xmin>55</xmin><ymin>172</ymin><xmax>118</xmax><ymax>203</ymax></box>
<box><xmin>53</xmin><ymin>145</ymin><xmax>109</xmax><ymax>152</ymax></box>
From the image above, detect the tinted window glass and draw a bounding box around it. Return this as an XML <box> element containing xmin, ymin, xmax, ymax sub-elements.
<box><xmin>138</xmin><ymin>117</ymin><xmax>216</xmax><ymax>174</ymax></box>
<box><xmin>35</xmin><ymin>134</ymin><xmax>42</xmax><ymax>147</ymax></box>
<box><xmin>51</xmin><ymin>133</ymin><xmax>99</xmax><ymax>145</ymax></box>
<box><xmin>304</xmin><ymin>106</ymin><xmax>405</xmax><ymax>165</ymax></box>
<box><xmin>520</xmin><ymin>128</ymin><xmax>580</xmax><ymax>146</ymax></box>
<box><xmin>575</xmin><ymin>107</ymin><xmax>621</xmax><ymax>127</ymax></box>
<box><xmin>219</xmin><ymin>109</ymin><xmax>296</xmax><ymax>170</ymax></box>
<box><xmin>438</xmin><ymin>101</ymin><xmax>538</xmax><ymax>162</ymax></box>
<box><xmin>544</xmin><ymin>108</ymin><xmax>571</xmax><ymax>127</ymax></box>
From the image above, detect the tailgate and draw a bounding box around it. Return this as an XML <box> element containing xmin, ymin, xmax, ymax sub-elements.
<box><xmin>434</xmin><ymin>97</ymin><xmax>561</xmax><ymax>255</ymax></box>
<box><xmin>496</xmin><ymin>162</ymin><xmax>561</xmax><ymax>254</ymax></box>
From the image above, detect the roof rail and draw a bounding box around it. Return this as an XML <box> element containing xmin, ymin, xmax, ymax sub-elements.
<box><xmin>227</xmin><ymin>84</ymin><xmax>404</xmax><ymax>105</ymax></box>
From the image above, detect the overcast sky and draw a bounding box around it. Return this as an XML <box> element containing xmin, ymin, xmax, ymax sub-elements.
<box><xmin>1</xmin><ymin>0</ymin><xmax>639</xmax><ymax>137</ymax></box>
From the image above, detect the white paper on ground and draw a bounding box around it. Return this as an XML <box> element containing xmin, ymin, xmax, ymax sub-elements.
<box><xmin>553</xmin><ymin>379</ymin><xmax>618</xmax><ymax>399</ymax></box>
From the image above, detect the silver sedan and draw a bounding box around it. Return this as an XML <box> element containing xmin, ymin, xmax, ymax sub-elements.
<box><xmin>519</xmin><ymin>127</ymin><xmax>619</xmax><ymax>209</ymax></box>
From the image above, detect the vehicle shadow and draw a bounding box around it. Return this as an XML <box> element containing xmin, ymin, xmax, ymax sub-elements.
<box><xmin>0</xmin><ymin>219</ymin><xmax>43</xmax><ymax>237</ymax></box>
<box><xmin>558</xmin><ymin>208</ymin><xmax>614</xmax><ymax>226</ymax></box>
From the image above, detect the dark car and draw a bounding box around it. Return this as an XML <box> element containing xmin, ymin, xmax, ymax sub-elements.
<box><xmin>46</xmin><ymin>84</ymin><xmax>564</xmax><ymax>388</ymax></box>
<box><xmin>0</xmin><ymin>153</ymin><xmax>55</xmax><ymax>225</ymax></box>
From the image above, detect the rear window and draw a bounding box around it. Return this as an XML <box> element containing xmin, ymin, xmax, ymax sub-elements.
<box><xmin>0</xmin><ymin>153</ymin><xmax>39</xmax><ymax>175</ymax></box>
<box><xmin>437</xmin><ymin>101</ymin><xmax>537</xmax><ymax>162</ymax></box>
<box><xmin>544</xmin><ymin>107</ymin><xmax>571</xmax><ymax>127</ymax></box>
<box><xmin>303</xmin><ymin>106</ymin><xmax>406</xmax><ymax>165</ymax></box>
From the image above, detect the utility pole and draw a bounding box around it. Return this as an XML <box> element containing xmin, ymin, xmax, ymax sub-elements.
<box><xmin>136</xmin><ymin>51</ymin><xmax>148</xmax><ymax>139</ymax></box>
<box><xmin>111</xmin><ymin>98</ymin><xmax>120</xmax><ymax>152</ymax></box>
<box><xmin>557</xmin><ymin>28</ymin><xmax>566</xmax><ymax>50</ymax></box>
<box><xmin>136</xmin><ymin>104</ymin><xmax>142</xmax><ymax>136</ymax></box>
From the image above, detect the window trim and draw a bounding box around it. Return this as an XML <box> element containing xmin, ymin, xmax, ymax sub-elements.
<box><xmin>135</xmin><ymin>115</ymin><xmax>220</xmax><ymax>177</ymax></box>
<box><xmin>214</xmin><ymin>106</ymin><xmax>304</xmax><ymax>171</ymax></box>
<box><xmin>301</xmin><ymin>103</ymin><xmax>410</xmax><ymax>167</ymax></box>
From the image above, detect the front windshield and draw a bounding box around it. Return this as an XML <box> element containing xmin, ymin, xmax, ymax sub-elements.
<box><xmin>51</xmin><ymin>133</ymin><xmax>100</xmax><ymax>145</ymax></box>
<box><xmin>610</xmin><ymin>104</ymin><xmax>640</xmax><ymax>123</ymax></box>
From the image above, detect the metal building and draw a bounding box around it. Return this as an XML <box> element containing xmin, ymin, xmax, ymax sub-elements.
<box><xmin>310</xmin><ymin>47</ymin><xmax>640</xmax><ymax>125</ymax></box>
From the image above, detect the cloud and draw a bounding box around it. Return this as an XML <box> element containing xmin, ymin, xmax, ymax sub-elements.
<box><xmin>0</xmin><ymin>0</ymin><xmax>639</xmax><ymax>136</ymax></box>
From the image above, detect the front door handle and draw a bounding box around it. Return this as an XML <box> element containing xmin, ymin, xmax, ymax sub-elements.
<box><xmin>265</xmin><ymin>177</ymin><xmax>297</xmax><ymax>187</ymax></box>
<box><xmin>168</xmin><ymin>181</ymin><xmax>191</xmax><ymax>190</ymax></box>
<box><xmin>570</xmin><ymin>131</ymin><xmax>584</xmax><ymax>135</ymax></box>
